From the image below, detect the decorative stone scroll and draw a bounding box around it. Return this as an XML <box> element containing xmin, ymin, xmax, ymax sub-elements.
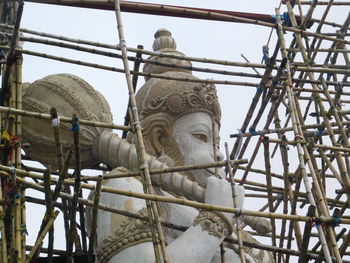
<box><xmin>97</xmin><ymin>208</ymin><xmax>156</xmax><ymax>263</ymax></box>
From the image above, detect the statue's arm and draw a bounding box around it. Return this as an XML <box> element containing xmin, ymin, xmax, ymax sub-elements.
<box><xmin>102</xmin><ymin>176</ymin><xmax>234</xmax><ymax>263</ymax></box>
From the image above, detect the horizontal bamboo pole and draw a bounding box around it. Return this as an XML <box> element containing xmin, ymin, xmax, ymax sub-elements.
<box><xmin>296</xmin><ymin>66</ymin><xmax>350</xmax><ymax>75</ymax></box>
<box><xmin>81</xmin><ymin>158</ymin><xmax>248</xmax><ymax>181</ymax></box>
<box><xmin>0</xmin><ymin>24</ymin><xmax>274</xmax><ymax>70</ymax></box>
<box><xmin>3</xmin><ymin>45</ymin><xmax>349</xmax><ymax>96</ymax></box>
<box><xmin>25</xmin><ymin>245</ymin><xmax>66</xmax><ymax>256</ymax></box>
<box><xmin>17</xmin><ymin>35</ymin><xmax>269</xmax><ymax>79</ymax></box>
<box><xmin>288</xmin><ymin>48</ymin><xmax>350</xmax><ymax>53</ymax></box>
<box><xmin>269</xmin><ymin>137</ymin><xmax>350</xmax><ymax>153</ymax></box>
<box><xmin>16</xmin><ymin>47</ymin><xmax>262</xmax><ymax>87</ymax></box>
<box><xmin>16</xmin><ymin>35</ymin><xmax>350</xmax><ymax>88</ymax></box>
<box><xmin>3</xmin><ymin>42</ymin><xmax>349</xmax><ymax>94</ymax></box>
<box><xmin>19</xmin><ymin>46</ymin><xmax>350</xmax><ymax>79</ymax></box>
<box><xmin>299</xmin><ymin>96</ymin><xmax>350</xmax><ymax>104</ymax></box>
<box><xmin>230</xmin><ymin>120</ymin><xmax>350</xmax><ymax>138</ymax></box>
<box><xmin>0</xmin><ymin>105</ymin><xmax>131</xmax><ymax>131</ymax></box>
<box><xmin>237</xmin><ymin>165</ymin><xmax>338</xmax><ymax>180</ymax></box>
<box><xmin>2</xmin><ymin>168</ymin><xmax>350</xmax><ymax>225</ymax></box>
<box><xmin>300</xmin><ymin>1</ymin><xmax>350</xmax><ymax>5</ymax></box>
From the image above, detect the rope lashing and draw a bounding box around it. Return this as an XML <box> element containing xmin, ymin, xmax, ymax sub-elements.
<box><xmin>51</xmin><ymin>116</ymin><xmax>60</xmax><ymax>127</ymax></box>
<box><xmin>262</xmin><ymin>45</ymin><xmax>270</xmax><ymax>63</ymax></box>
<box><xmin>249</xmin><ymin>126</ymin><xmax>258</xmax><ymax>136</ymax></box>
<box><xmin>294</xmin><ymin>134</ymin><xmax>306</xmax><ymax>145</ymax></box>
<box><xmin>19</xmin><ymin>224</ymin><xmax>28</xmax><ymax>235</ymax></box>
<box><xmin>71</xmin><ymin>117</ymin><xmax>80</xmax><ymax>131</ymax></box>
<box><xmin>256</xmin><ymin>84</ymin><xmax>264</xmax><ymax>95</ymax></box>
<box><xmin>316</xmin><ymin>123</ymin><xmax>326</xmax><ymax>136</ymax></box>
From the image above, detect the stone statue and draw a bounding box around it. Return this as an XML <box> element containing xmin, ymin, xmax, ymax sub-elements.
<box><xmin>89</xmin><ymin>29</ymin><xmax>273</xmax><ymax>263</ymax></box>
<box><xmin>21</xmin><ymin>29</ymin><xmax>273</xmax><ymax>263</ymax></box>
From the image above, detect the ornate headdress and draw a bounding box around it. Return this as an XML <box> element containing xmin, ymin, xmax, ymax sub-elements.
<box><xmin>137</xmin><ymin>29</ymin><xmax>221</xmax><ymax>125</ymax></box>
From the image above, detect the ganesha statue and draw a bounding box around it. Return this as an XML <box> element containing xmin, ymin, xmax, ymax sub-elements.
<box><xmin>21</xmin><ymin>29</ymin><xmax>273</xmax><ymax>263</ymax></box>
<box><xmin>88</xmin><ymin>29</ymin><xmax>273</xmax><ymax>263</ymax></box>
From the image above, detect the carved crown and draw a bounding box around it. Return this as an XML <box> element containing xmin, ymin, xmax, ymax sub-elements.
<box><xmin>140</xmin><ymin>77</ymin><xmax>221</xmax><ymax>125</ymax></box>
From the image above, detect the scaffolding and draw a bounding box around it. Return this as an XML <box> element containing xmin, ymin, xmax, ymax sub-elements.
<box><xmin>0</xmin><ymin>0</ymin><xmax>350</xmax><ymax>262</ymax></box>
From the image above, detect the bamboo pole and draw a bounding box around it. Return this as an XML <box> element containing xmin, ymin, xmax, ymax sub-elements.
<box><xmin>82</xmin><ymin>159</ymin><xmax>248</xmax><ymax>181</ymax></box>
<box><xmin>340</xmin><ymin>230</ymin><xmax>350</xmax><ymax>257</ymax></box>
<box><xmin>49</xmin><ymin>107</ymin><xmax>71</xmax><ymax>252</ymax></box>
<box><xmin>113</xmin><ymin>1</ymin><xmax>168</xmax><ymax>261</ymax></box>
<box><xmin>32</xmin><ymin>157</ymin><xmax>71</xmax><ymax>261</ymax></box>
<box><xmin>22</xmin><ymin>0</ymin><xmax>350</xmax><ymax>45</ymax></box>
<box><xmin>17</xmin><ymin>35</ymin><xmax>350</xmax><ymax>88</ymax></box>
<box><xmin>298</xmin><ymin>205</ymin><xmax>315</xmax><ymax>263</ymax></box>
<box><xmin>275</xmin><ymin>8</ymin><xmax>333</xmax><ymax>262</ymax></box>
<box><xmin>0</xmin><ymin>0</ymin><xmax>23</xmax><ymax>103</ymax></box>
<box><xmin>0</xmin><ymin>24</ymin><xmax>275</xmax><ymax>70</ymax></box>
<box><xmin>67</xmin><ymin>114</ymin><xmax>83</xmax><ymax>262</ymax></box>
<box><xmin>237</xmin><ymin>82</ymin><xmax>287</xmax><ymax>184</ymax></box>
<box><xmin>300</xmin><ymin>1</ymin><xmax>350</xmax><ymax>5</ymax></box>
<box><xmin>2</xmin><ymin>3</ymin><xmax>26</xmax><ymax>262</ymax></box>
<box><xmin>211</xmin><ymin>117</ymin><xmax>226</xmax><ymax>263</ymax></box>
<box><xmin>25</xmin><ymin>211</ymin><xmax>59</xmax><ymax>263</ymax></box>
<box><xmin>4</xmin><ymin>45</ymin><xmax>350</xmax><ymax>90</ymax></box>
<box><xmin>0</xmin><ymin>105</ymin><xmax>131</xmax><ymax>131</ymax></box>
<box><xmin>52</xmin><ymin>151</ymin><xmax>72</xmax><ymax>202</ymax></box>
<box><xmin>43</xmin><ymin>168</ymin><xmax>54</xmax><ymax>263</ymax></box>
<box><xmin>87</xmin><ymin>175</ymin><xmax>102</xmax><ymax>263</ymax></box>
<box><xmin>268</xmin><ymin>137</ymin><xmax>350</xmax><ymax>153</ymax></box>
<box><xmin>5</xmin><ymin>160</ymin><xmax>348</xmax><ymax>209</ymax></box>
<box><xmin>122</xmin><ymin>44</ymin><xmax>142</xmax><ymax>139</ymax></box>
<box><xmin>230</xmin><ymin>120</ymin><xmax>350</xmax><ymax>139</ymax></box>
<box><xmin>73</xmin><ymin>115</ymin><xmax>87</xmax><ymax>255</ymax></box>
<box><xmin>4</xmin><ymin>173</ymin><xmax>350</xmax><ymax>225</ymax></box>
<box><xmin>224</xmin><ymin>142</ymin><xmax>246</xmax><ymax>263</ymax></box>
<box><xmin>262</xmin><ymin>136</ymin><xmax>277</xmax><ymax>261</ymax></box>
<box><xmin>0</xmin><ymin>179</ymin><xmax>7</xmax><ymax>263</ymax></box>
<box><xmin>289</xmin><ymin>11</ymin><xmax>346</xmax><ymax>262</ymax></box>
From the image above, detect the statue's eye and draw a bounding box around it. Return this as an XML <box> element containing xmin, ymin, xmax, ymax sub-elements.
<box><xmin>193</xmin><ymin>133</ymin><xmax>208</xmax><ymax>143</ymax></box>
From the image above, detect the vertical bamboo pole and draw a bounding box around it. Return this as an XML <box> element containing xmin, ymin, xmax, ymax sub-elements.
<box><xmin>50</xmin><ymin>108</ymin><xmax>71</xmax><ymax>250</ymax></box>
<box><xmin>88</xmin><ymin>175</ymin><xmax>102</xmax><ymax>263</ymax></box>
<box><xmin>224</xmin><ymin>143</ymin><xmax>246</xmax><ymax>263</ymax></box>
<box><xmin>113</xmin><ymin>1</ymin><xmax>168</xmax><ymax>262</ymax></box>
<box><xmin>13</xmin><ymin>23</ymin><xmax>22</xmax><ymax>263</ymax></box>
<box><xmin>211</xmin><ymin>117</ymin><xmax>226</xmax><ymax>263</ymax></box>
<box><xmin>285</xmin><ymin>3</ymin><xmax>345</xmax><ymax>261</ymax></box>
<box><xmin>262</xmin><ymin>136</ymin><xmax>276</xmax><ymax>261</ymax></box>
<box><xmin>0</xmin><ymin>179</ymin><xmax>7</xmax><ymax>263</ymax></box>
<box><xmin>122</xmin><ymin>45</ymin><xmax>143</xmax><ymax>139</ymax></box>
<box><xmin>275</xmin><ymin>8</ymin><xmax>333</xmax><ymax>263</ymax></box>
<box><xmin>298</xmin><ymin>205</ymin><xmax>315</xmax><ymax>263</ymax></box>
<box><xmin>339</xmin><ymin>230</ymin><xmax>350</xmax><ymax>257</ymax></box>
<box><xmin>67</xmin><ymin>114</ymin><xmax>82</xmax><ymax>262</ymax></box>
<box><xmin>43</xmin><ymin>168</ymin><xmax>54</xmax><ymax>263</ymax></box>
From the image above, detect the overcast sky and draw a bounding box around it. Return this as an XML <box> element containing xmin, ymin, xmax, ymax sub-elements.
<box><xmin>19</xmin><ymin>1</ymin><xmax>350</xmax><ymax>261</ymax></box>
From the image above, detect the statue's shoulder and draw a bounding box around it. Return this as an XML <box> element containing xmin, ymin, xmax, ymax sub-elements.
<box><xmin>103</xmin><ymin>167</ymin><xmax>144</xmax><ymax>192</ymax></box>
<box><xmin>100</xmin><ymin>167</ymin><xmax>146</xmax><ymax>209</ymax></box>
<box><xmin>95</xmin><ymin>167</ymin><xmax>155</xmax><ymax>263</ymax></box>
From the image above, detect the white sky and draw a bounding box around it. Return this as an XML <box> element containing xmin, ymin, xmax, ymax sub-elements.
<box><xmin>18</xmin><ymin>1</ymin><xmax>350</xmax><ymax>261</ymax></box>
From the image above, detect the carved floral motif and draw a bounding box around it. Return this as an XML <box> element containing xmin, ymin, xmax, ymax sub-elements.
<box><xmin>193</xmin><ymin>211</ymin><xmax>232</xmax><ymax>239</ymax></box>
